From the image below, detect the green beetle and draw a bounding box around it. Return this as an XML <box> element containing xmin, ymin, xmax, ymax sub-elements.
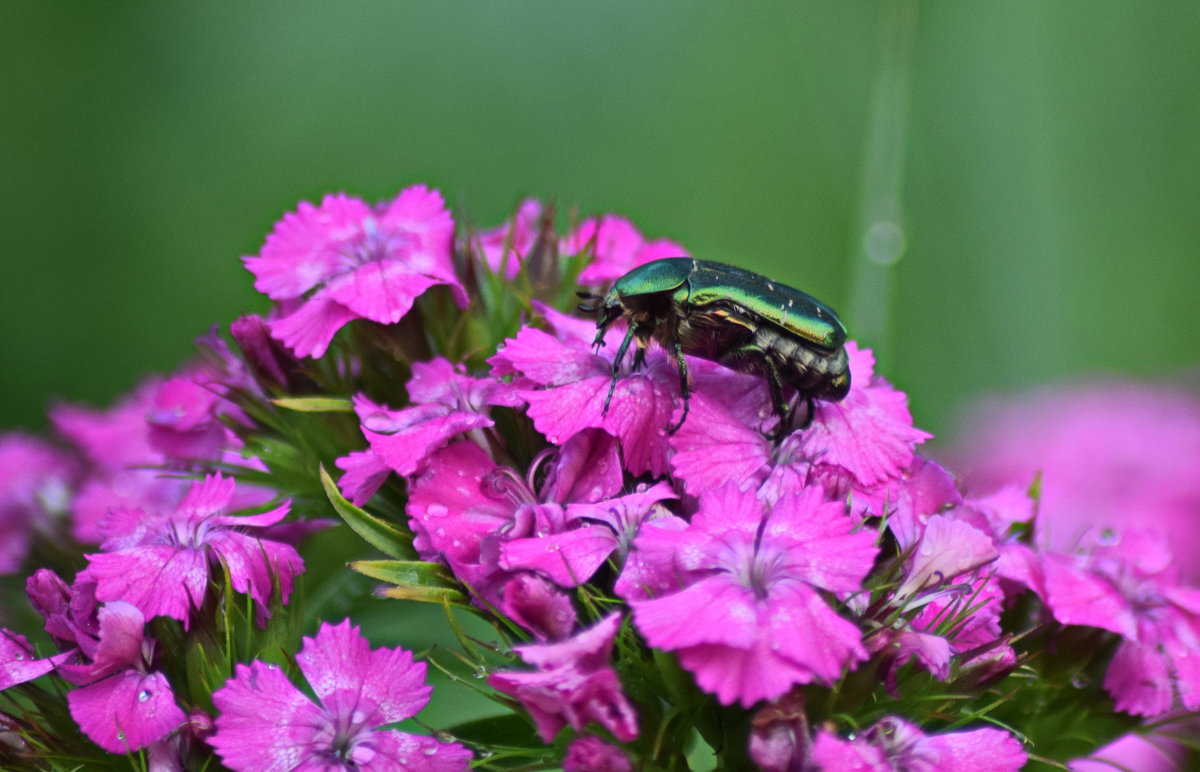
<box><xmin>578</xmin><ymin>258</ymin><xmax>850</xmax><ymax>437</ymax></box>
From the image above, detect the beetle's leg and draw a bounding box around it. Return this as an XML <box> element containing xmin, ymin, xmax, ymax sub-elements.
<box><xmin>666</xmin><ymin>338</ymin><xmax>691</xmax><ymax>434</ymax></box>
<box><xmin>794</xmin><ymin>394</ymin><xmax>815</xmax><ymax>430</ymax></box>
<box><xmin>630</xmin><ymin>345</ymin><xmax>646</xmax><ymax>373</ymax></box>
<box><xmin>603</xmin><ymin>323</ymin><xmax>638</xmax><ymax>416</ymax></box>
<box><xmin>760</xmin><ymin>358</ymin><xmax>792</xmax><ymax>442</ymax></box>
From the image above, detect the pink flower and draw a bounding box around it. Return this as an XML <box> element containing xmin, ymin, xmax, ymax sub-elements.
<box><xmin>209</xmin><ymin>619</ymin><xmax>471</xmax><ymax>771</ymax></box>
<box><xmin>566</xmin><ymin>214</ymin><xmax>688</xmax><ymax>286</ymax></box>
<box><xmin>488</xmin><ymin>613</ymin><xmax>639</xmax><ymax>743</ymax></box>
<box><xmin>809</xmin><ymin>716</ymin><xmax>1026</xmax><ymax>771</ymax></box>
<box><xmin>243</xmin><ymin>185</ymin><xmax>468</xmax><ymax>358</ymax></box>
<box><xmin>563</xmin><ymin>735</ymin><xmax>632</xmax><ymax>772</ymax></box>
<box><xmin>58</xmin><ymin>601</ymin><xmax>186</xmax><ymax>754</ymax></box>
<box><xmin>1039</xmin><ymin>529</ymin><xmax>1200</xmax><ymax>716</ymax></box>
<box><xmin>80</xmin><ymin>474</ymin><xmax>301</xmax><ymax>628</ymax></box>
<box><xmin>949</xmin><ymin>380</ymin><xmax>1200</xmax><ymax>581</ymax></box>
<box><xmin>336</xmin><ymin>357</ymin><xmax>520</xmax><ymax>504</ymax></box>
<box><xmin>0</xmin><ymin>629</ymin><xmax>69</xmax><ymax>691</ymax></box>
<box><xmin>489</xmin><ymin>304</ymin><xmax>679</xmax><ymax>477</ymax></box>
<box><xmin>0</xmin><ymin>433</ymin><xmax>76</xmax><ymax>574</ymax></box>
<box><xmin>626</xmin><ymin>484</ymin><xmax>878</xmax><ymax>706</ymax></box>
<box><xmin>668</xmin><ymin>342</ymin><xmax>930</xmax><ymax>499</ymax></box>
<box><xmin>406</xmin><ymin>431</ymin><xmax>625</xmax><ymax>623</ymax></box>
<box><xmin>476</xmin><ymin>198</ymin><xmax>544</xmax><ymax>279</ymax></box>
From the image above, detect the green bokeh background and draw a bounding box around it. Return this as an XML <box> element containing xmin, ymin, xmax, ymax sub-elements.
<box><xmin>3</xmin><ymin>1</ymin><xmax>1198</xmax><ymax>441</ymax></box>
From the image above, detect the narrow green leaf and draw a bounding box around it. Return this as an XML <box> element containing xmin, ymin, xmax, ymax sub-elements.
<box><xmin>376</xmin><ymin>584</ymin><xmax>470</xmax><ymax>607</ymax></box>
<box><xmin>272</xmin><ymin>396</ymin><xmax>354</xmax><ymax>412</ymax></box>
<box><xmin>318</xmin><ymin>465</ymin><xmax>414</xmax><ymax>559</ymax></box>
<box><xmin>348</xmin><ymin>559</ymin><xmax>458</xmax><ymax>589</ymax></box>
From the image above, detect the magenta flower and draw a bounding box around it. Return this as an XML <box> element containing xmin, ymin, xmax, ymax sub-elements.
<box><xmin>488</xmin><ymin>613</ymin><xmax>639</xmax><ymax>743</ymax></box>
<box><xmin>668</xmin><ymin>342</ymin><xmax>930</xmax><ymax>499</ymax></box>
<box><xmin>949</xmin><ymin>380</ymin><xmax>1200</xmax><ymax>581</ymax></box>
<box><xmin>57</xmin><ymin>601</ymin><xmax>186</xmax><ymax>754</ymax></box>
<box><xmin>0</xmin><ymin>629</ymin><xmax>69</xmax><ymax>691</ymax></box>
<box><xmin>209</xmin><ymin>619</ymin><xmax>471</xmax><ymax>771</ymax></box>
<box><xmin>0</xmin><ymin>433</ymin><xmax>75</xmax><ymax>574</ymax></box>
<box><xmin>1039</xmin><ymin>529</ymin><xmax>1200</xmax><ymax>716</ymax></box>
<box><xmin>80</xmin><ymin>473</ymin><xmax>301</xmax><ymax>628</ymax></box>
<box><xmin>809</xmin><ymin>716</ymin><xmax>1026</xmax><ymax>771</ymax></box>
<box><xmin>626</xmin><ymin>483</ymin><xmax>878</xmax><ymax>706</ymax></box>
<box><xmin>563</xmin><ymin>735</ymin><xmax>632</xmax><ymax>772</ymax></box>
<box><xmin>243</xmin><ymin>185</ymin><xmax>468</xmax><ymax>358</ymax></box>
<box><xmin>407</xmin><ymin>430</ymin><xmax>623</xmax><ymax>619</ymax></box>
<box><xmin>489</xmin><ymin>304</ymin><xmax>678</xmax><ymax>476</ymax></box>
<box><xmin>565</xmin><ymin>214</ymin><xmax>688</xmax><ymax>286</ymax></box>
<box><xmin>864</xmin><ymin>515</ymin><xmax>1005</xmax><ymax>690</ymax></box>
<box><xmin>476</xmin><ymin>198</ymin><xmax>543</xmax><ymax>279</ymax></box>
<box><xmin>336</xmin><ymin>357</ymin><xmax>520</xmax><ymax>504</ymax></box>
<box><xmin>51</xmin><ymin>379</ymin><xmax>190</xmax><ymax>543</ymax></box>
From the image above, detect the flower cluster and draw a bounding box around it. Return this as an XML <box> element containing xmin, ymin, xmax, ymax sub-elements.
<box><xmin>1</xmin><ymin>184</ymin><xmax>1197</xmax><ymax>770</ymax></box>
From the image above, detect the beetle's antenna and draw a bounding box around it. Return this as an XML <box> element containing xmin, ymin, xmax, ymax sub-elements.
<box><xmin>576</xmin><ymin>291</ymin><xmax>601</xmax><ymax>314</ymax></box>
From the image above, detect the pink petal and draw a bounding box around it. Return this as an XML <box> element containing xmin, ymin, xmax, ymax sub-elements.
<box><xmin>669</xmin><ymin>392</ymin><xmax>772</xmax><ymax>496</ymax></box>
<box><xmin>297</xmin><ymin>619</ymin><xmax>431</xmax><ymax>725</ymax></box>
<box><xmin>68</xmin><ymin>669</ymin><xmax>184</xmax><ymax>753</ymax></box>
<box><xmin>322</xmin><ymin>260</ymin><xmax>440</xmax><ymax>324</ymax></box>
<box><xmin>501</xmin><ymin>525</ymin><xmax>617</xmax><ymax>586</ymax></box>
<box><xmin>85</xmin><ymin>546</ymin><xmax>209</xmax><ymax>628</ymax></box>
<box><xmin>632</xmin><ymin>575</ymin><xmax>759</xmax><ymax>650</ymax></box>
<box><xmin>336</xmin><ymin>449</ymin><xmax>392</xmax><ymax>506</ymax></box>
<box><xmin>269</xmin><ymin>295</ymin><xmax>360</xmax><ymax>359</ymax></box>
<box><xmin>210</xmin><ymin>660</ymin><xmax>326</xmax><ymax>769</ymax></box>
<box><xmin>244</xmin><ymin>194</ymin><xmax>373</xmax><ymax>300</ymax></box>
<box><xmin>1104</xmin><ymin>640</ymin><xmax>1172</xmax><ymax>716</ymax></box>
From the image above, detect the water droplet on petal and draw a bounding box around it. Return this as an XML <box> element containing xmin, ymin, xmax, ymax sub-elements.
<box><xmin>138</xmin><ymin>689</ymin><xmax>152</xmax><ymax>702</ymax></box>
<box><xmin>1070</xmin><ymin>674</ymin><xmax>1090</xmax><ymax>689</ymax></box>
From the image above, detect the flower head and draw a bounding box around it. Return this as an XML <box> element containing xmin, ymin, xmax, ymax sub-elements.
<box><xmin>209</xmin><ymin>619</ymin><xmax>471</xmax><ymax>771</ymax></box>
<box><xmin>80</xmin><ymin>473</ymin><xmax>301</xmax><ymax>628</ymax></box>
<box><xmin>243</xmin><ymin>186</ymin><xmax>467</xmax><ymax>358</ymax></box>
<box><xmin>58</xmin><ymin>601</ymin><xmax>186</xmax><ymax>754</ymax></box>
<box><xmin>488</xmin><ymin>613</ymin><xmax>638</xmax><ymax>743</ymax></box>
<box><xmin>810</xmin><ymin>716</ymin><xmax>1026</xmax><ymax>772</ymax></box>
<box><xmin>626</xmin><ymin>483</ymin><xmax>878</xmax><ymax>706</ymax></box>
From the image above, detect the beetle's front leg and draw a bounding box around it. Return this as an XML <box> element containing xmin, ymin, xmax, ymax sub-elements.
<box><xmin>664</xmin><ymin>339</ymin><xmax>692</xmax><ymax>434</ymax></box>
<box><xmin>602</xmin><ymin>322</ymin><xmax>639</xmax><ymax>417</ymax></box>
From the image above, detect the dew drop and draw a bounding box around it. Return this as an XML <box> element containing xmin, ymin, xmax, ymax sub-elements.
<box><xmin>116</xmin><ymin>731</ymin><xmax>125</xmax><ymax>741</ymax></box>
<box><xmin>1070</xmin><ymin>674</ymin><xmax>1090</xmax><ymax>689</ymax></box>
<box><xmin>1098</xmin><ymin>529</ymin><xmax>1120</xmax><ymax>546</ymax></box>
<box><xmin>138</xmin><ymin>689</ymin><xmax>152</xmax><ymax>703</ymax></box>
<box><xmin>424</xmin><ymin>746</ymin><xmax>438</xmax><ymax>756</ymax></box>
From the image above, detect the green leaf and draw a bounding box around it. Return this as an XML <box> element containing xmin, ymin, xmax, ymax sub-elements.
<box><xmin>376</xmin><ymin>584</ymin><xmax>471</xmax><ymax>607</ymax></box>
<box><xmin>319</xmin><ymin>465</ymin><xmax>414</xmax><ymax>559</ymax></box>
<box><xmin>445</xmin><ymin>713</ymin><xmax>541</xmax><ymax>748</ymax></box>
<box><xmin>349</xmin><ymin>559</ymin><xmax>458</xmax><ymax>588</ymax></box>
<box><xmin>272</xmin><ymin>396</ymin><xmax>354</xmax><ymax>412</ymax></box>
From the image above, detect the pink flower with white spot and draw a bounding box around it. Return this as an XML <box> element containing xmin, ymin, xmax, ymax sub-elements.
<box><xmin>244</xmin><ymin>185</ymin><xmax>468</xmax><ymax>358</ymax></box>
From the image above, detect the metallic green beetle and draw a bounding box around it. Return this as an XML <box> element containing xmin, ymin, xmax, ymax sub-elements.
<box><xmin>578</xmin><ymin>257</ymin><xmax>850</xmax><ymax>437</ymax></box>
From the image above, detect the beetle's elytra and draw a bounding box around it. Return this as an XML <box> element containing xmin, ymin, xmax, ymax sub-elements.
<box><xmin>577</xmin><ymin>257</ymin><xmax>850</xmax><ymax>437</ymax></box>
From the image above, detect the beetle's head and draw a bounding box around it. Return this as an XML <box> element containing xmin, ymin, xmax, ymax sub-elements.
<box><xmin>576</xmin><ymin>287</ymin><xmax>626</xmax><ymax>329</ymax></box>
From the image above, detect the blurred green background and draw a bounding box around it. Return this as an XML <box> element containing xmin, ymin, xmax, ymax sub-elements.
<box><xmin>2</xmin><ymin>1</ymin><xmax>1198</xmax><ymax>441</ymax></box>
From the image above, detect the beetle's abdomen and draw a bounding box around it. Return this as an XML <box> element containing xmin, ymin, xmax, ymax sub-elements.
<box><xmin>752</xmin><ymin>325</ymin><xmax>850</xmax><ymax>401</ymax></box>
